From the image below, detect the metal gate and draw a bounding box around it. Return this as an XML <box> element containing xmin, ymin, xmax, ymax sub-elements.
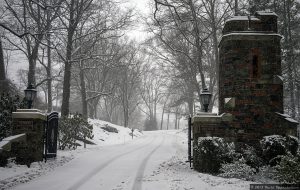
<box><xmin>45</xmin><ymin>112</ymin><xmax>59</xmax><ymax>159</ymax></box>
<box><xmin>188</xmin><ymin>116</ymin><xmax>193</xmax><ymax>168</ymax></box>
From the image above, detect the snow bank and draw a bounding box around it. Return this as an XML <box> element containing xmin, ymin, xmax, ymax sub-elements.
<box><xmin>0</xmin><ymin>153</ymin><xmax>74</xmax><ymax>190</ymax></box>
<box><xmin>88</xmin><ymin>119</ymin><xmax>143</xmax><ymax>146</ymax></box>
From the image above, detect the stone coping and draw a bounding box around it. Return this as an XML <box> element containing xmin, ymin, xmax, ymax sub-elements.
<box><xmin>192</xmin><ymin>113</ymin><xmax>233</xmax><ymax>123</ymax></box>
<box><xmin>275</xmin><ymin>112</ymin><xmax>299</xmax><ymax>125</ymax></box>
<box><xmin>219</xmin><ymin>33</ymin><xmax>282</xmax><ymax>47</ymax></box>
<box><xmin>12</xmin><ymin>109</ymin><xmax>47</xmax><ymax>120</ymax></box>
<box><xmin>0</xmin><ymin>133</ymin><xmax>26</xmax><ymax>152</ymax></box>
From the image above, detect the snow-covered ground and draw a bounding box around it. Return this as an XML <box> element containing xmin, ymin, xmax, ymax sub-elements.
<box><xmin>0</xmin><ymin>119</ymin><xmax>143</xmax><ymax>189</ymax></box>
<box><xmin>0</xmin><ymin>119</ymin><xmax>253</xmax><ymax>190</ymax></box>
<box><xmin>88</xmin><ymin>119</ymin><xmax>143</xmax><ymax>146</ymax></box>
<box><xmin>141</xmin><ymin>130</ymin><xmax>252</xmax><ymax>190</ymax></box>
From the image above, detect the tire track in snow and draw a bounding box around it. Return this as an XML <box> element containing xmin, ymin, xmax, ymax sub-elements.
<box><xmin>68</xmin><ymin>135</ymin><xmax>157</xmax><ymax>190</ymax></box>
<box><xmin>131</xmin><ymin>135</ymin><xmax>165</xmax><ymax>190</ymax></box>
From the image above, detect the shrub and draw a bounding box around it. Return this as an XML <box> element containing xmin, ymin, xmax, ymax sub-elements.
<box><xmin>193</xmin><ymin>137</ymin><xmax>235</xmax><ymax>174</ymax></box>
<box><xmin>284</xmin><ymin>136</ymin><xmax>299</xmax><ymax>155</ymax></box>
<box><xmin>274</xmin><ymin>152</ymin><xmax>300</xmax><ymax>183</ymax></box>
<box><xmin>260</xmin><ymin>135</ymin><xmax>299</xmax><ymax>166</ymax></box>
<box><xmin>0</xmin><ymin>94</ymin><xmax>25</xmax><ymax>140</ymax></box>
<box><xmin>240</xmin><ymin>144</ymin><xmax>263</xmax><ymax>170</ymax></box>
<box><xmin>101</xmin><ymin>124</ymin><xmax>118</xmax><ymax>133</ymax></box>
<box><xmin>255</xmin><ymin>166</ymin><xmax>277</xmax><ymax>182</ymax></box>
<box><xmin>59</xmin><ymin>113</ymin><xmax>94</xmax><ymax>150</ymax></box>
<box><xmin>219</xmin><ymin>158</ymin><xmax>256</xmax><ymax>180</ymax></box>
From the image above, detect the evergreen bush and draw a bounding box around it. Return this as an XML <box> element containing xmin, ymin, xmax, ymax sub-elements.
<box><xmin>0</xmin><ymin>93</ymin><xmax>25</xmax><ymax>140</ymax></box>
<box><xmin>58</xmin><ymin>113</ymin><xmax>94</xmax><ymax>150</ymax></box>
<box><xmin>219</xmin><ymin>158</ymin><xmax>256</xmax><ymax>180</ymax></box>
<box><xmin>260</xmin><ymin>135</ymin><xmax>299</xmax><ymax>166</ymax></box>
<box><xmin>239</xmin><ymin>144</ymin><xmax>263</xmax><ymax>170</ymax></box>
<box><xmin>274</xmin><ymin>151</ymin><xmax>300</xmax><ymax>183</ymax></box>
<box><xmin>193</xmin><ymin>137</ymin><xmax>235</xmax><ymax>174</ymax></box>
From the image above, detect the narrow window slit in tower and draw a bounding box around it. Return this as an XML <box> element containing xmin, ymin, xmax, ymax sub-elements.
<box><xmin>252</xmin><ymin>55</ymin><xmax>259</xmax><ymax>78</ymax></box>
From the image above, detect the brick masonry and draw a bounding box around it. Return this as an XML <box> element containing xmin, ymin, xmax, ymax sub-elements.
<box><xmin>11</xmin><ymin>110</ymin><xmax>46</xmax><ymax>165</ymax></box>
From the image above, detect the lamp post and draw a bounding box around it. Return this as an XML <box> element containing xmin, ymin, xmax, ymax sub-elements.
<box><xmin>24</xmin><ymin>84</ymin><xmax>37</xmax><ymax>109</ymax></box>
<box><xmin>200</xmin><ymin>87</ymin><xmax>212</xmax><ymax>112</ymax></box>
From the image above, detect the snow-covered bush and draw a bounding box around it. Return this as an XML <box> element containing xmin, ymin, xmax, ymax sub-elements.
<box><xmin>274</xmin><ymin>152</ymin><xmax>300</xmax><ymax>183</ymax></box>
<box><xmin>101</xmin><ymin>124</ymin><xmax>118</xmax><ymax>133</ymax></box>
<box><xmin>239</xmin><ymin>144</ymin><xmax>263</xmax><ymax>170</ymax></box>
<box><xmin>284</xmin><ymin>136</ymin><xmax>299</xmax><ymax>155</ymax></box>
<box><xmin>254</xmin><ymin>166</ymin><xmax>277</xmax><ymax>182</ymax></box>
<box><xmin>0</xmin><ymin>94</ymin><xmax>25</xmax><ymax>140</ymax></box>
<box><xmin>260</xmin><ymin>135</ymin><xmax>299</xmax><ymax>166</ymax></box>
<box><xmin>193</xmin><ymin>137</ymin><xmax>235</xmax><ymax>174</ymax></box>
<box><xmin>59</xmin><ymin>113</ymin><xmax>94</xmax><ymax>150</ymax></box>
<box><xmin>219</xmin><ymin>158</ymin><xmax>255</xmax><ymax>180</ymax></box>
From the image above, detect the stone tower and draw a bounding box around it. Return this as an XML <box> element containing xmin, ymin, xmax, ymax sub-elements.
<box><xmin>218</xmin><ymin>11</ymin><xmax>298</xmax><ymax>139</ymax></box>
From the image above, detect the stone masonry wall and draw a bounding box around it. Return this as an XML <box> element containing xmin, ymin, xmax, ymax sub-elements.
<box><xmin>216</xmin><ymin>11</ymin><xmax>297</xmax><ymax>142</ymax></box>
<box><xmin>11</xmin><ymin>118</ymin><xmax>45</xmax><ymax>165</ymax></box>
<box><xmin>219</xmin><ymin>35</ymin><xmax>283</xmax><ymax>130</ymax></box>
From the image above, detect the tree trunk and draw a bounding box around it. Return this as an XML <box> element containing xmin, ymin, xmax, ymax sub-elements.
<box><xmin>160</xmin><ymin>106</ymin><xmax>165</xmax><ymax>130</ymax></box>
<box><xmin>79</xmin><ymin>63</ymin><xmax>88</xmax><ymax>119</ymax></box>
<box><xmin>175</xmin><ymin>113</ymin><xmax>178</xmax><ymax>130</ymax></box>
<box><xmin>47</xmin><ymin>32</ymin><xmax>52</xmax><ymax>113</ymax></box>
<box><xmin>122</xmin><ymin>67</ymin><xmax>129</xmax><ymax>128</ymax></box>
<box><xmin>187</xmin><ymin>86</ymin><xmax>194</xmax><ymax>116</ymax></box>
<box><xmin>61</xmin><ymin>60</ymin><xmax>72</xmax><ymax>116</ymax></box>
<box><xmin>166</xmin><ymin>112</ymin><xmax>170</xmax><ymax>130</ymax></box>
<box><xmin>211</xmin><ymin>7</ymin><xmax>219</xmax><ymax>110</ymax></box>
<box><xmin>287</xmin><ymin>0</ymin><xmax>295</xmax><ymax>118</ymax></box>
<box><xmin>283</xmin><ymin>0</ymin><xmax>296</xmax><ymax>118</ymax></box>
<box><xmin>297</xmin><ymin>83</ymin><xmax>300</xmax><ymax>120</ymax></box>
<box><xmin>235</xmin><ymin>0</ymin><xmax>238</xmax><ymax>15</ymax></box>
<box><xmin>61</xmin><ymin>0</ymin><xmax>76</xmax><ymax>117</ymax></box>
<box><xmin>188</xmin><ymin>0</ymin><xmax>206</xmax><ymax>90</ymax></box>
<box><xmin>0</xmin><ymin>38</ymin><xmax>8</xmax><ymax>93</ymax></box>
<box><xmin>0</xmin><ymin>38</ymin><xmax>6</xmax><ymax>81</ymax></box>
<box><xmin>28</xmin><ymin>57</ymin><xmax>36</xmax><ymax>86</ymax></box>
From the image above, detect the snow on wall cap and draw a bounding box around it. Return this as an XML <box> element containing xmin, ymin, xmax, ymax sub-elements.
<box><xmin>255</xmin><ymin>10</ymin><xmax>278</xmax><ymax>17</ymax></box>
<box><xmin>225</xmin><ymin>16</ymin><xmax>259</xmax><ymax>22</ymax></box>
<box><xmin>285</xmin><ymin>117</ymin><xmax>299</xmax><ymax>124</ymax></box>
<box><xmin>275</xmin><ymin>112</ymin><xmax>299</xmax><ymax>124</ymax></box>
<box><xmin>276</xmin><ymin>75</ymin><xmax>284</xmax><ymax>81</ymax></box>
<box><xmin>221</xmin><ymin>33</ymin><xmax>283</xmax><ymax>39</ymax></box>
<box><xmin>275</xmin><ymin>112</ymin><xmax>291</xmax><ymax>118</ymax></box>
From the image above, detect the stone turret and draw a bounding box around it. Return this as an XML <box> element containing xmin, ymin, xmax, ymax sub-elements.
<box><xmin>191</xmin><ymin>11</ymin><xmax>298</xmax><ymax>172</ymax></box>
<box><xmin>218</xmin><ymin>10</ymin><xmax>298</xmax><ymax>141</ymax></box>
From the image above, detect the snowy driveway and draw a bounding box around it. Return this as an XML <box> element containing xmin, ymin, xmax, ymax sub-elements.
<box><xmin>12</xmin><ymin>131</ymin><xmax>180</xmax><ymax>190</ymax></box>
<box><xmin>7</xmin><ymin>130</ymin><xmax>252</xmax><ymax>190</ymax></box>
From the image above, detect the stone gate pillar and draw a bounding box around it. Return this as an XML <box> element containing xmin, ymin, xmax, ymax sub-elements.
<box><xmin>12</xmin><ymin>109</ymin><xmax>46</xmax><ymax>165</ymax></box>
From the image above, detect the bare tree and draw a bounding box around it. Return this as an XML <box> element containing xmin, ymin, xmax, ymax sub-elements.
<box><xmin>149</xmin><ymin>0</ymin><xmax>233</xmax><ymax>113</ymax></box>
<box><xmin>119</xmin><ymin>44</ymin><xmax>143</xmax><ymax>127</ymax></box>
<box><xmin>2</xmin><ymin>0</ymin><xmax>51</xmax><ymax>85</ymax></box>
<box><xmin>139</xmin><ymin>62</ymin><xmax>166</xmax><ymax>130</ymax></box>
<box><xmin>59</xmin><ymin>0</ymin><xmax>134</xmax><ymax>117</ymax></box>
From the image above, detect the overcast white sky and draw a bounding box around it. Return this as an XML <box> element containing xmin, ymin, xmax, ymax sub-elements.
<box><xmin>126</xmin><ymin>0</ymin><xmax>152</xmax><ymax>41</ymax></box>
